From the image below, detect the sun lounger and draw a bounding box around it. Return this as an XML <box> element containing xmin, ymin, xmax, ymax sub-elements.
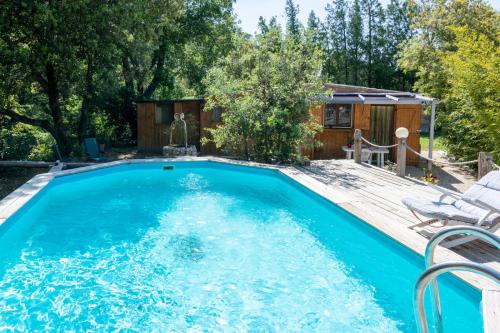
<box><xmin>402</xmin><ymin>170</ymin><xmax>500</xmax><ymax>248</ymax></box>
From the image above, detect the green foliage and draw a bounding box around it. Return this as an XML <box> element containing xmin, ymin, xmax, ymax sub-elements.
<box><xmin>203</xmin><ymin>31</ymin><xmax>324</xmax><ymax>163</ymax></box>
<box><xmin>348</xmin><ymin>0</ymin><xmax>364</xmax><ymax>85</ymax></box>
<box><xmin>399</xmin><ymin>0</ymin><xmax>500</xmax><ymax>162</ymax></box>
<box><xmin>322</xmin><ymin>0</ymin><xmax>415</xmax><ymax>89</ymax></box>
<box><xmin>91</xmin><ymin>111</ymin><xmax>117</xmax><ymax>144</ymax></box>
<box><xmin>0</xmin><ymin>120</ymin><xmax>55</xmax><ymax>161</ymax></box>
<box><xmin>440</xmin><ymin>27</ymin><xmax>500</xmax><ymax>161</ymax></box>
<box><xmin>0</xmin><ymin>0</ymin><xmax>236</xmax><ymax>159</ymax></box>
<box><xmin>324</xmin><ymin>0</ymin><xmax>350</xmax><ymax>83</ymax></box>
<box><xmin>285</xmin><ymin>0</ymin><xmax>302</xmax><ymax>38</ymax></box>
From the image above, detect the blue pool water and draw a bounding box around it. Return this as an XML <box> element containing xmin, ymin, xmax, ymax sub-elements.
<box><xmin>0</xmin><ymin>162</ymin><xmax>482</xmax><ymax>332</ymax></box>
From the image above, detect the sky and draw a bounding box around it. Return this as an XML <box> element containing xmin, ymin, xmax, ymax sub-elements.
<box><xmin>234</xmin><ymin>0</ymin><xmax>500</xmax><ymax>34</ymax></box>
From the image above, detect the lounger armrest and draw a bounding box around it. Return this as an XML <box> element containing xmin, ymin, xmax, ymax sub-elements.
<box><xmin>428</xmin><ymin>183</ymin><xmax>462</xmax><ymax>201</ymax></box>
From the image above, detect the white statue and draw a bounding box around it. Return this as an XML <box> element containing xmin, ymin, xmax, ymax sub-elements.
<box><xmin>169</xmin><ymin>112</ymin><xmax>188</xmax><ymax>148</ymax></box>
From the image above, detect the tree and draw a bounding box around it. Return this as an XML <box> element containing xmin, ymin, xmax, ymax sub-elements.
<box><xmin>258</xmin><ymin>16</ymin><xmax>269</xmax><ymax>34</ymax></box>
<box><xmin>0</xmin><ymin>0</ymin><xmax>126</xmax><ymax>155</ymax></box>
<box><xmin>398</xmin><ymin>0</ymin><xmax>498</xmax><ymax>98</ymax></box>
<box><xmin>385</xmin><ymin>0</ymin><xmax>415</xmax><ymax>90</ymax></box>
<box><xmin>118</xmin><ymin>0</ymin><xmax>236</xmax><ymax>138</ymax></box>
<box><xmin>362</xmin><ymin>0</ymin><xmax>386</xmax><ymax>87</ymax></box>
<box><xmin>324</xmin><ymin>0</ymin><xmax>350</xmax><ymax>83</ymax></box>
<box><xmin>203</xmin><ymin>31</ymin><xmax>324</xmax><ymax>163</ymax></box>
<box><xmin>398</xmin><ymin>0</ymin><xmax>499</xmax><ymax>161</ymax></box>
<box><xmin>269</xmin><ymin>16</ymin><xmax>279</xmax><ymax>29</ymax></box>
<box><xmin>440</xmin><ymin>27</ymin><xmax>500</xmax><ymax>161</ymax></box>
<box><xmin>285</xmin><ymin>0</ymin><xmax>301</xmax><ymax>39</ymax></box>
<box><xmin>348</xmin><ymin>0</ymin><xmax>364</xmax><ymax>85</ymax></box>
<box><xmin>306</xmin><ymin>11</ymin><xmax>325</xmax><ymax>48</ymax></box>
<box><xmin>0</xmin><ymin>0</ymin><xmax>236</xmax><ymax>158</ymax></box>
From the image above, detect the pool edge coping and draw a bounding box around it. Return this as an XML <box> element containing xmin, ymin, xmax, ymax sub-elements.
<box><xmin>0</xmin><ymin>156</ymin><xmax>498</xmax><ymax>332</ymax></box>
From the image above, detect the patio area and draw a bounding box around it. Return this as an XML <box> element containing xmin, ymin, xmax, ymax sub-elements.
<box><xmin>296</xmin><ymin>159</ymin><xmax>499</xmax><ymax>272</ymax></box>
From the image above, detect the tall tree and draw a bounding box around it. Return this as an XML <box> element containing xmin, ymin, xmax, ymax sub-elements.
<box><xmin>305</xmin><ymin>11</ymin><xmax>325</xmax><ymax>49</ymax></box>
<box><xmin>285</xmin><ymin>0</ymin><xmax>301</xmax><ymax>39</ymax></box>
<box><xmin>441</xmin><ymin>27</ymin><xmax>500</xmax><ymax>161</ymax></box>
<box><xmin>324</xmin><ymin>0</ymin><xmax>350</xmax><ymax>83</ymax></box>
<box><xmin>385</xmin><ymin>0</ymin><xmax>415</xmax><ymax>90</ymax></box>
<box><xmin>258</xmin><ymin>16</ymin><xmax>269</xmax><ymax>34</ymax></box>
<box><xmin>348</xmin><ymin>0</ymin><xmax>364</xmax><ymax>85</ymax></box>
<box><xmin>269</xmin><ymin>16</ymin><xmax>279</xmax><ymax>29</ymax></box>
<box><xmin>362</xmin><ymin>0</ymin><xmax>386</xmax><ymax>87</ymax></box>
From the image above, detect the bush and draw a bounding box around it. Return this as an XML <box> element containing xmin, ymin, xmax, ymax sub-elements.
<box><xmin>0</xmin><ymin>120</ymin><xmax>55</xmax><ymax>161</ymax></box>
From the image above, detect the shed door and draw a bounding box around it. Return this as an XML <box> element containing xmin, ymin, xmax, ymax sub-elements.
<box><xmin>369</xmin><ymin>105</ymin><xmax>395</xmax><ymax>146</ymax></box>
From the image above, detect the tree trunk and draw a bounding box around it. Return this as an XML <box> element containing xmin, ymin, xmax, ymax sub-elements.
<box><xmin>46</xmin><ymin>62</ymin><xmax>72</xmax><ymax>155</ymax></box>
<box><xmin>78</xmin><ymin>56</ymin><xmax>94</xmax><ymax>142</ymax></box>
<box><xmin>143</xmin><ymin>37</ymin><xmax>168</xmax><ymax>99</ymax></box>
<box><xmin>121</xmin><ymin>32</ymin><xmax>168</xmax><ymax>142</ymax></box>
<box><xmin>122</xmin><ymin>55</ymin><xmax>138</xmax><ymax>141</ymax></box>
<box><xmin>343</xmin><ymin>24</ymin><xmax>348</xmax><ymax>83</ymax></box>
<box><xmin>367</xmin><ymin>8</ymin><xmax>373</xmax><ymax>86</ymax></box>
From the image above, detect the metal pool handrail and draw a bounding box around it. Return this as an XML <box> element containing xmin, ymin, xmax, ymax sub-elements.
<box><xmin>417</xmin><ymin>226</ymin><xmax>500</xmax><ymax>333</ymax></box>
<box><xmin>414</xmin><ymin>261</ymin><xmax>500</xmax><ymax>333</ymax></box>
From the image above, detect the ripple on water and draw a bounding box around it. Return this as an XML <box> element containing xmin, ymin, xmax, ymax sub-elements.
<box><xmin>0</xmin><ymin>187</ymin><xmax>402</xmax><ymax>332</ymax></box>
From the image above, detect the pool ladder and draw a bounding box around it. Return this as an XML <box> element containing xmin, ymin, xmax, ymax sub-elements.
<box><xmin>414</xmin><ymin>226</ymin><xmax>500</xmax><ymax>333</ymax></box>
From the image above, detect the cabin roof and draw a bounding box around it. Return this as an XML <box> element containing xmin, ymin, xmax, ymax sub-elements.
<box><xmin>324</xmin><ymin>83</ymin><xmax>435</xmax><ymax>105</ymax></box>
<box><xmin>133</xmin><ymin>84</ymin><xmax>435</xmax><ymax>105</ymax></box>
<box><xmin>134</xmin><ymin>98</ymin><xmax>204</xmax><ymax>104</ymax></box>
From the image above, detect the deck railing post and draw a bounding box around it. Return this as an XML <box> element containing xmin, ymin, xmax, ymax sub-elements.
<box><xmin>395</xmin><ymin>127</ymin><xmax>408</xmax><ymax>177</ymax></box>
<box><xmin>354</xmin><ymin>129</ymin><xmax>362</xmax><ymax>163</ymax></box>
<box><xmin>478</xmin><ymin>152</ymin><xmax>493</xmax><ymax>180</ymax></box>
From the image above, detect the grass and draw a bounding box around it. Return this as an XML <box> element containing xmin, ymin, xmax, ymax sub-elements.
<box><xmin>420</xmin><ymin>133</ymin><xmax>445</xmax><ymax>151</ymax></box>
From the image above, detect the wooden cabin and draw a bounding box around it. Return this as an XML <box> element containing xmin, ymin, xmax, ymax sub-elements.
<box><xmin>136</xmin><ymin>84</ymin><xmax>429</xmax><ymax>165</ymax></box>
<box><xmin>309</xmin><ymin>84</ymin><xmax>428</xmax><ymax>165</ymax></box>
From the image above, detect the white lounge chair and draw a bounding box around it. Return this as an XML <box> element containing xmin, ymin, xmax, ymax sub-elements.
<box><xmin>402</xmin><ymin>170</ymin><xmax>500</xmax><ymax>248</ymax></box>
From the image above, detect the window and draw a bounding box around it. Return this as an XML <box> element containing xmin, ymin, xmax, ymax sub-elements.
<box><xmin>212</xmin><ymin>105</ymin><xmax>222</xmax><ymax>122</ymax></box>
<box><xmin>155</xmin><ymin>103</ymin><xmax>174</xmax><ymax>125</ymax></box>
<box><xmin>324</xmin><ymin>103</ymin><xmax>353</xmax><ymax>128</ymax></box>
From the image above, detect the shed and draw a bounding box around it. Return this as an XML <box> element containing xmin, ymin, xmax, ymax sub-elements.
<box><xmin>309</xmin><ymin>84</ymin><xmax>435</xmax><ymax>165</ymax></box>
<box><xmin>136</xmin><ymin>98</ymin><xmax>204</xmax><ymax>153</ymax></box>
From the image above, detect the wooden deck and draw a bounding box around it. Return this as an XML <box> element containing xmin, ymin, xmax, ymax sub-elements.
<box><xmin>298</xmin><ymin>159</ymin><xmax>499</xmax><ymax>272</ymax></box>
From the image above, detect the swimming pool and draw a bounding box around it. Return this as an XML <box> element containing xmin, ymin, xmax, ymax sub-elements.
<box><xmin>0</xmin><ymin>161</ymin><xmax>483</xmax><ymax>331</ymax></box>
